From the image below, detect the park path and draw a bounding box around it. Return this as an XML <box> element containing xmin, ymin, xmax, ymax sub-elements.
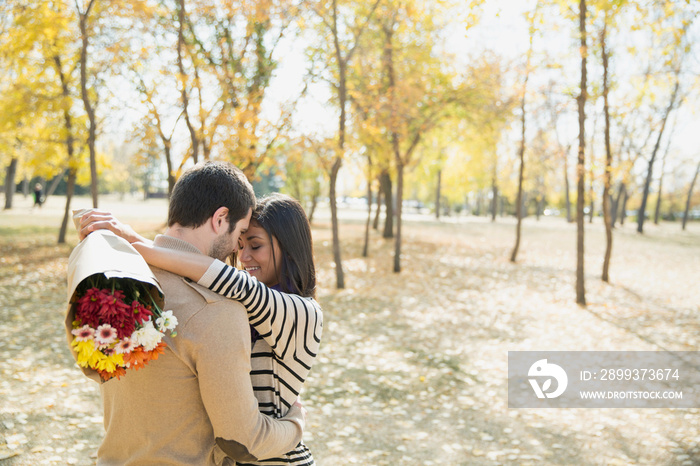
<box><xmin>1</xmin><ymin>194</ymin><xmax>699</xmax><ymax>465</ymax></box>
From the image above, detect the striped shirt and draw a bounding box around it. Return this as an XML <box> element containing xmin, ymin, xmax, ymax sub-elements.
<box><xmin>199</xmin><ymin>260</ymin><xmax>323</xmax><ymax>466</ymax></box>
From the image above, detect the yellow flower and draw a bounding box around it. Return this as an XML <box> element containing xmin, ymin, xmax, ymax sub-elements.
<box><xmin>88</xmin><ymin>349</ymin><xmax>105</xmax><ymax>369</ymax></box>
<box><xmin>72</xmin><ymin>339</ymin><xmax>97</xmax><ymax>368</ymax></box>
<box><xmin>95</xmin><ymin>352</ymin><xmax>125</xmax><ymax>373</ymax></box>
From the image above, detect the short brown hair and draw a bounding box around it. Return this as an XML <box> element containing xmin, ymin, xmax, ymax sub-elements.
<box><xmin>168</xmin><ymin>161</ymin><xmax>255</xmax><ymax>232</ymax></box>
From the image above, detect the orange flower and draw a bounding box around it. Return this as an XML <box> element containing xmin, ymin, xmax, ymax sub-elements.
<box><xmin>98</xmin><ymin>366</ymin><xmax>126</xmax><ymax>381</ymax></box>
<box><xmin>147</xmin><ymin>342</ymin><xmax>167</xmax><ymax>361</ymax></box>
<box><xmin>122</xmin><ymin>346</ymin><xmax>150</xmax><ymax>370</ymax></box>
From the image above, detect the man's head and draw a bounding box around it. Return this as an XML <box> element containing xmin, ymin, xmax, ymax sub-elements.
<box><xmin>168</xmin><ymin>161</ymin><xmax>255</xmax><ymax>260</ymax></box>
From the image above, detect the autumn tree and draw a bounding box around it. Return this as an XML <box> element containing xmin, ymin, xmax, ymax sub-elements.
<box><xmin>682</xmin><ymin>161</ymin><xmax>699</xmax><ymax>231</ymax></box>
<box><xmin>0</xmin><ymin>1</ymin><xmax>90</xmax><ymax>242</ymax></box>
<box><xmin>635</xmin><ymin>2</ymin><xmax>693</xmax><ymax>234</ymax></box>
<box><xmin>576</xmin><ymin>0</ymin><xmax>587</xmax><ymax>305</ymax></box>
<box><xmin>370</xmin><ymin>0</ymin><xmax>484</xmax><ymax>272</ymax></box>
<box><xmin>511</xmin><ymin>2</ymin><xmax>539</xmax><ymax>263</ymax></box>
<box><xmin>307</xmin><ymin>0</ymin><xmax>382</xmax><ymax>288</ymax></box>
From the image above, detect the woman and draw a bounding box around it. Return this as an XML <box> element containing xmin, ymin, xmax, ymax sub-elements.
<box><xmin>81</xmin><ymin>194</ymin><xmax>322</xmax><ymax>466</ymax></box>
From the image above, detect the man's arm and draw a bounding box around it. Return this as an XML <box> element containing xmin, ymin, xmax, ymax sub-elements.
<box><xmin>186</xmin><ymin>286</ymin><xmax>305</xmax><ymax>461</ymax></box>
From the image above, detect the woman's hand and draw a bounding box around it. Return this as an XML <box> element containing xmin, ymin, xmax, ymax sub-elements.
<box><xmin>78</xmin><ymin>209</ymin><xmax>149</xmax><ymax>244</ymax></box>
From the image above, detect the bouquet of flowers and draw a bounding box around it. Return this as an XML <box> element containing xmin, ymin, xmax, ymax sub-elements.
<box><xmin>69</xmin><ymin>274</ymin><xmax>177</xmax><ymax>381</ymax></box>
<box><xmin>66</xmin><ymin>210</ymin><xmax>175</xmax><ymax>382</ymax></box>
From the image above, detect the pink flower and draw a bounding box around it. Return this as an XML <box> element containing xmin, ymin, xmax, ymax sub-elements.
<box><xmin>94</xmin><ymin>324</ymin><xmax>118</xmax><ymax>346</ymax></box>
<box><xmin>114</xmin><ymin>337</ymin><xmax>137</xmax><ymax>354</ymax></box>
<box><xmin>71</xmin><ymin>324</ymin><xmax>95</xmax><ymax>342</ymax></box>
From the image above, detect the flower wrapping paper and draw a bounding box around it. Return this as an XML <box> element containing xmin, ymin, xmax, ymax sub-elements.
<box><xmin>65</xmin><ymin>210</ymin><xmax>165</xmax><ymax>382</ymax></box>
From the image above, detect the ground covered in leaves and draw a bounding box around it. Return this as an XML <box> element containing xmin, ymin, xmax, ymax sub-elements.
<box><xmin>1</xmin><ymin>195</ymin><xmax>699</xmax><ymax>465</ymax></box>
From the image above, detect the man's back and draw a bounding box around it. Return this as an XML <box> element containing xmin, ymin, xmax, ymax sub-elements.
<box><xmin>97</xmin><ymin>236</ymin><xmax>303</xmax><ymax>465</ymax></box>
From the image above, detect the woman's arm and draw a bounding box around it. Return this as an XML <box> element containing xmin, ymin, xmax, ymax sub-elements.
<box><xmin>130</xmin><ymin>243</ymin><xmax>213</xmax><ymax>282</ymax></box>
<box><xmin>77</xmin><ymin>210</ymin><xmax>210</xmax><ymax>280</ymax></box>
<box><xmin>200</xmin><ymin>260</ymin><xmax>323</xmax><ymax>364</ymax></box>
<box><xmin>78</xmin><ymin>209</ymin><xmax>152</xmax><ymax>244</ymax></box>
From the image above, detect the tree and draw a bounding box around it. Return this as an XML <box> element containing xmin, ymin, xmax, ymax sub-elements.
<box><xmin>176</xmin><ymin>0</ymin><xmax>199</xmax><ymax>166</ymax></box>
<box><xmin>576</xmin><ymin>0</ymin><xmax>587</xmax><ymax>305</ymax></box>
<box><xmin>635</xmin><ymin>2</ymin><xmax>692</xmax><ymax>234</ymax></box>
<box><xmin>601</xmin><ymin>10</ymin><xmax>613</xmax><ymax>283</ymax></box>
<box><xmin>653</xmin><ymin>120</ymin><xmax>675</xmax><ymax>225</ymax></box>
<box><xmin>373</xmin><ymin>0</ymin><xmax>474</xmax><ymax>272</ymax></box>
<box><xmin>308</xmin><ymin>0</ymin><xmax>382</xmax><ymax>288</ymax></box>
<box><xmin>0</xmin><ymin>1</ymin><xmax>89</xmax><ymax>242</ymax></box>
<box><xmin>76</xmin><ymin>0</ymin><xmax>98</xmax><ymax>208</ymax></box>
<box><xmin>682</xmin><ymin>161</ymin><xmax>699</xmax><ymax>231</ymax></box>
<box><xmin>511</xmin><ymin>3</ymin><xmax>539</xmax><ymax>263</ymax></box>
<box><xmin>637</xmin><ymin>76</ymin><xmax>679</xmax><ymax>234</ymax></box>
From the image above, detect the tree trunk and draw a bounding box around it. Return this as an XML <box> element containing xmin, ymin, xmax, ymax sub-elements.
<box><xmin>435</xmin><ymin>168</ymin><xmax>442</xmax><ymax>219</ymax></box>
<box><xmin>682</xmin><ymin>161</ymin><xmax>699</xmax><ymax>230</ymax></box>
<box><xmin>54</xmin><ymin>54</ymin><xmax>77</xmax><ymax>244</ymax></box>
<box><xmin>601</xmin><ymin>19</ymin><xmax>613</xmax><ymax>283</ymax></box>
<box><xmin>164</xmin><ymin>142</ymin><xmax>176</xmax><ymax>198</ymax></box>
<box><xmin>620</xmin><ymin>187</ymin><xmax>628</xmax><ymax>225</ymax></box>
<box><xmin>654</xmin><ymin>138</ymin><xmax>672</xmax><ymax>225</ymax></box>
<box><xmin>46</xmin><ymin>169</ymin><xmax>66</xmax><ymax>198</ymax></box>
<box><xmin>58</xmin><ymin>170</ymin><xmax>77</xmax><ymax>244</ymax></box>
<box><xmin>576</xmin><ymin>0</ymin><xmax>587</xmax><ymax>305</ymax></box>
<box><xmin>78</xmin><ymin>1</ymin><xmax>98</xmax><ymax>208</ymax></box>
<box><xmin>307</xmin><ymin>190</ymin><xmax>318</xmax><ymax>224</ymax></box>
<box><xmin>381</xmin><ymin>171</ymin><xmax>393</xmax><ymax>238</ymax></box>
<box><xmin>329</xmin><ymin>158</ymin><xmax>345</xmax><ymax>288</ymax></box>
<box><xmin>373</xmin><ymin>176</ymin><xmax>382</xmax><ymax>230</ymax></box>
<box><xmin>394</xmin><ymin>159</ymin><xmax>404</xmax><ymax>273</ymax></box>
<box><xmin>4</xmin><ymin>158</ymin><xmax>17</xmax><ymax>210</ymax></box>
<box><xmin>654</xmin><ymin>170</ymin><xmax>664</xmax><ymax>225</ymax></box>
<box><xmin>611</xmin><ymin>182</ymin><xmax>624</xmax><ymax>227</ymax></box>
<box><xmin>588</xmin><ymin>174</ymin><xmax>594</xmax><ymax>224</ymax></box>
<box><xmin>564</xmin><ymin>146</ymin><xmax>573</xmax><ymax>223</ymax></box>
<box><xmin>637</xmin><ymin>80</ymin><xmax>679</xmax><ymax>234</ymax></box>
<box><xmin>510</xmin><ymin>95</ymin><xmax>526</xmax><ymax>263</ymax></box>
<box><xmin>177</xmin><ymin>0</ymin><xmax>199</xmax><ymax>165</ymax></box>
<box><xmin>363</xmin><ymin>157</ymin><xmax>373</xmax><ymax>257</ymax></box>
<box><xmin>491</xmin><ymin>175</ymin><xmax>498</xmax><ymax>222</ymax></box>
<box><xmin>511</xmin><ymin>5</ymin><xmax>535</xmax><ymax>263</ymax></box>
<box><xmin>21</xmin><ymin>178</ymin><xmax>28</xmax><ymax>197</ymax></box>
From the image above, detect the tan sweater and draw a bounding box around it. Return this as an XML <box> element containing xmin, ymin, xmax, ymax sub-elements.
<box><xmin>97</xmin><ymin>235</ymin><xmax>304</xmax><ymax>466</ymax></box>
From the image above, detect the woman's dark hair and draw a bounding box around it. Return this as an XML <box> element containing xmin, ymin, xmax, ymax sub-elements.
<box><xmin>168</xmin><ymin>161</ymin><xmax>255</xmax><ymax>232</ymax></box>
<box><xmin>250</xmin><ymin>194</ymin><xmax>316</xmax><ymax>298</ymax></box>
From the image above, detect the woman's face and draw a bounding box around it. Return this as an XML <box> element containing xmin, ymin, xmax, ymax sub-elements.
<box><xmin>238</xmin><ymin>222</ymin><xmax>282</xmax><ymax>287</ymax></box>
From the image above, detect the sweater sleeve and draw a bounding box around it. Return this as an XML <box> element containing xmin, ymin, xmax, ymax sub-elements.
<box><xmin>185</xmin><ymin>295</ymin><xmax>305</xmax><ymax>462</ymax></box>
<box><xmin>199</xmin><ymin>259</ymin><xmax>323</xmax><ymax>366</ymax></box>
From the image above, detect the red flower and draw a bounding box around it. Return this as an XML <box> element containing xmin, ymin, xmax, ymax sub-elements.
<box><xmin>131</xmin><ymin>301</ymin><xmax>153</xmax><ymax>325</ymax></box>
<box><xmin>76</xmin><ymin>288</ymin><xmax>107</xmax><ymax>328</ymax></box>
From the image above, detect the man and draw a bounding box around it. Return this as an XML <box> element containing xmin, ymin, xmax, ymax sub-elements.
<box><xmin>78</xmin><ymin>162</ymin><xmax>305</xmax><ymax>465</ymax></box>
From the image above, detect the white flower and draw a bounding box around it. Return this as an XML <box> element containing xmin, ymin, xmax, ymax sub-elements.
<box><xmin>132</xmin><ymin>320</ymin><xmax>164</xmax><ymax>351</ymax></box>
<box><xmin>156</xmin><ymin>310</ymin><xmax>178</xmax><ymax>332</ymax></box>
